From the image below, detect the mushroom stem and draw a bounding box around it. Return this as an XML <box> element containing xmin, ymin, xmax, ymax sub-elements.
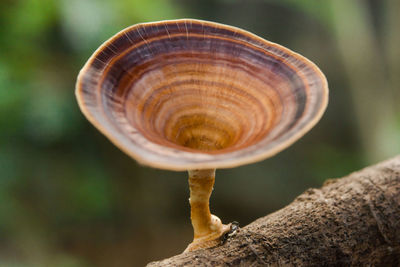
<box><xmin>185</xmin><ymin>169</ymin><xmax>231</xmax><ymax>252</ymax></box>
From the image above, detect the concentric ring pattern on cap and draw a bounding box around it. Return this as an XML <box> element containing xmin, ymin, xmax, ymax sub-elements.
<box><xmin>76</xmin><ymin>19</ymin><xmax>328</xmax><ymax>171</ymax></box>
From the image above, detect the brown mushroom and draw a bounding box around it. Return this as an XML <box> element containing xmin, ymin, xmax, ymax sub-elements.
<box><xmin>76</xmin><ymin>19</ymin><xmax>328</xmax><ymax>252</ymax></box>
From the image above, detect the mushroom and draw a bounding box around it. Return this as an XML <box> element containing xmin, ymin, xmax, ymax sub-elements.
<box><xmin>75</xmin><ymin>19</ymin><xmax>328</xmax><ymax>252</ymax></box>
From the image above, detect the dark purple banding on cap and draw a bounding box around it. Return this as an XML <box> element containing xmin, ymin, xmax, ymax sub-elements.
<box><xmin>76</xmin><ymin>19</ymin><xmax>328</xmax><ymax>170</ymax></box>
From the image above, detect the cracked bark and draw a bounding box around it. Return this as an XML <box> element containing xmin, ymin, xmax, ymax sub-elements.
<box><xmin>148</xmin><ymin>156</ymin><xmax>400</xmax><ymax>266</ymax></box>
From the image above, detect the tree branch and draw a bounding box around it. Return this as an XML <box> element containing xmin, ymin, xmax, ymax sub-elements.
<box><xmin>148</xmin><ymin>156</ymin><xmax>400</xmax><ymax>266</ymax></box>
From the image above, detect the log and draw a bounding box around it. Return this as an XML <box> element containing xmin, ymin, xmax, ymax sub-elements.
<box><xmin>148</xmin><ymin>156</ymin><xmax>400</xmax><ymax>266</ymax></box>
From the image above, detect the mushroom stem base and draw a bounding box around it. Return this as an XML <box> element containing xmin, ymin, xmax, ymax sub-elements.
<box><xmin>185</xmin><ymin>169</ymin><xmax>231</xmax><ymax>252</ymax></box>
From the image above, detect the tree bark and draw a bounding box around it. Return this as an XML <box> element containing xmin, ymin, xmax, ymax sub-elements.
<box><xmin>148</xmin><ymin>156</ymin><xmax>400</xmax><ymax>266</ymax></box>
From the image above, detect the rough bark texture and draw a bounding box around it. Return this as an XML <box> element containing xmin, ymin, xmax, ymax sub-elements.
<box><xmin>148</xmin><ymin>156</ymin><xmax>400</xmax><ymax>266</ymax></box>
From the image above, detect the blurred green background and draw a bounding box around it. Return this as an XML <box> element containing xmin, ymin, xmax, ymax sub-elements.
<box><xmin>1</xmin><ymin>0</ymin><xmax>399</xmax><ymax>266</ymax></box>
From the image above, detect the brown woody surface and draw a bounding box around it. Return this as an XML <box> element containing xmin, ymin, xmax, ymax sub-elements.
<box><xmin>148</xmin><ymin>156</ymin><xmax>400</xmax><ymax>266</ymax></box>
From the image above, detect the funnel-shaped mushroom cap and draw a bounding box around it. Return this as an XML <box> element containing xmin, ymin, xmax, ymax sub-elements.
<box><xmin>76</xmin><ymin>19</ymin><xmax>328</xmax><ymax>171</ymax></box>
